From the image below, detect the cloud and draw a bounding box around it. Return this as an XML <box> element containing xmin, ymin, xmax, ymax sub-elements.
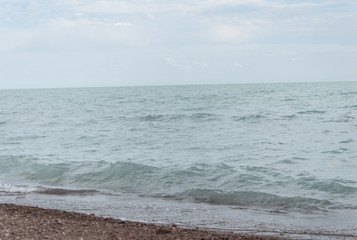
<box><xmin>203</xmin><ymin>0</ymin><xmax>325</xmax><ymax>8</ymax></box>
<box><xmin>165</xmin><ymin>58</ymin><xmax>193</xmax><ymax>70</ymax></box>
<box><xmin>193</xmin><ymin>62</ymin><xmax>208</xmax><ymax>68</ymax></box>
<box><xmin>114</xmin><ymin>22</ymin><xmax>132</xmax><ymax>28</ymax></box>
<box><xmin>0</xmin><ymin>0</ymin><xmax>356</xmax><ymax>88</ymax></box>
<box><xmin>234</xmin><ymin>63</ymin><xmax>243</xmax><ymax>68</ymax></box>
<box><xmin>165</xmin><ymin>58</ymin><xmax>209</xmax><ymax>70</ymax></box>
<box><xmin>207</xmin><ymin>20</ymin><xmax>264</xmax><ymax>43</ymax></box>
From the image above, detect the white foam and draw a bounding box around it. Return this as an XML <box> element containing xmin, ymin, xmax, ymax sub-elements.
<box><xmin>0</xmin><ymin>184</ymin><xmax>43</xmax><ymax>193</ymax></box>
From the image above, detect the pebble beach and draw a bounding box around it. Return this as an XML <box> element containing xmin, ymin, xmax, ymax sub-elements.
<box><xmin>0</xmin><ymin>203</ymin><xmax>287</xmax><ymax>240</ymax></box>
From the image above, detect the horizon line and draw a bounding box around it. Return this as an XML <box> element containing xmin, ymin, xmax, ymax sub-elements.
<box><xmin>0</xmin><ymin>79</ymin><xmax>356</xmax><ymax>91</ymax></box>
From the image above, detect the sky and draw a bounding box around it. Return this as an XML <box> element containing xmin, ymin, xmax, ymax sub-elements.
<box><xmin>0</xmin><ymin>0</ymin><xmax>356</xmax><ymax>89</ymax></box>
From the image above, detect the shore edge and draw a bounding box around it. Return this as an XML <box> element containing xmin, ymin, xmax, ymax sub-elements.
<box><xmin>0</xmin><ymin>203</ymin><xmax>289</xmax><ymax>240</ymax></box>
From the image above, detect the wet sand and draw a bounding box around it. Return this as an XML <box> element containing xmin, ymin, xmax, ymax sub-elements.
<box><xmin>0</xmin><ymin>203</ymin><xmax>286</xmax><ymax>240</ymax></box>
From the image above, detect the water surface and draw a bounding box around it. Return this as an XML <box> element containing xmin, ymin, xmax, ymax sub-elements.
<box><xmin>1</xmin><ymin>82</ymin><xmax>356</xmax><ymax>238</ymax></box>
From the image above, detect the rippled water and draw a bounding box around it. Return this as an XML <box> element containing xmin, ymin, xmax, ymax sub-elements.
<box><xmin>1</xmin><ymin>82</ymin><xmax>356</xmax><ymax>237</ymax></box>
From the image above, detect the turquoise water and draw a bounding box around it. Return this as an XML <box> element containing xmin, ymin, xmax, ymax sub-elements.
<box><xmin>1</xmin><ymin>82</ymin><xmax>356</xmax><ymax>237</ymax></box>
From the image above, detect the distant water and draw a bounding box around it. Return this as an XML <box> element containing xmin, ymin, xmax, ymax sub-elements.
<box><xmin>1</xmin><ymin>82</ymin><xmax>356</xmax><ymax>238</ymax></box>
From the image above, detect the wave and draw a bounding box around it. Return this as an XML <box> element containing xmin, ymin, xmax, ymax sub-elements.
<box><xmin>281</xmin><ymin>97</ymin><xmax>296</xmax><ymax>102</ymax></box>
<box><xmin>297</xmin><ymin>178</ymin><xmax>357</xmax><ymax>195</ymax></box>
<box><xmin>38</xmin><ymin>188</ymin><xmax>99</xmax><ymax>196</ymax></box>
<box><xmin>138</xmin><ymin>113</ymin><xmax>219</xmax><ymax>122</ymax></box>
<box><xmin>1</xmin><ymin>156</ymin><xmax>356</xmax><ymax>211</ymax></box>
<box><xmin>340</xmin><ymin>91</ymin><xmax>357</xmax><ymax>96</ymax></box>
<box><xmin>297</xmin><ymin>110</ymin><xmax>326</xmax><ymax>115</ymax></box>
<box><xmin>325</xmin><ymin>115</ymin><xmax>355</xmax><ymax>123</ymax></box>
<box><xmin>174</xmin><ymin>189</ymin><xmax>342</xmax><ymax>211</ymax></box>
<box><xmin>280</xmin><ymin>114</ymin><xmax>297</xmax><ymax>120</ymax></box>
<box><xmin>0</xmin><ymin>184</ymin><xmax>99</xmax><ymax>196</ymax></box>
<box><xmin>233</xmin><ymin>114</ymin><xmax>267</xmax><ymax>122</ymax></box>
<box><xmin>339</xmin><ymin>139</ymin><xmax>354</xmax><ymax>144</ymax></box>
<box><xmin>2</xmin><ymin>156</ymin><xmax>356</xmax><ymax>195</ymax></box>
<box><xmin>139</xmin><ymin>114</ymin><xmax>165</xmax><ymax>121</ymax></box>
<box><xmin>1</xmin><ymin>183</ymin><xmax>351</xmax><ymax>212</ymax></box>
<box><xmin>343</xmin><ymin>104</ymin><xmax>357</xmax><ymax>109</ymax></box>
<box><xmin>190</xmin><ymin>113</ymin><xmax>218</xmax><ymax>121</ymax></box>
<box><xmin>0</xmin><ymin>184</ymin><xmax>44</xmax><ymax>194</ymax></box>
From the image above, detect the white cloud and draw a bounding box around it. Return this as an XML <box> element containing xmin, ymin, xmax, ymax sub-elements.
<box><xmin>207</xmin><ymin>20</ymin><xmax>264</xmax><ymax>43</ymax></box>
<box><xmin>146</xmin><ymin>14</ymin><xmax>155</xmax><ymax>20</ymax></box>
<box><xmin>114</xmin><ymin>22</ymin><xmax>132</xmax><ymax>28</ymax></box>
<box><xmin>165</xmin><ymin>58</ymin><xmax>193</xmax><ymax>70</ymax></box>
<box><xmin>0</xmin><ymin>0</ymin><xmax>356</xmax><ymax>88</ymax></box>
<box><xmin>204</xmin><ymin>0</ymin><xmax>267</xmax><ymax>6</ymax></box>
<box><xmin>234</xmin><ymin>63</ymin><xmax>243</xmax><ymax>68</ymax></box>
<box><xmin>193</xmin><ymin>62</ymin><xmax>208</xmax><ymax>68</ymax></box>
<box><xmin>199</xmin><ymin>0</ymin><xmax>327</xmax><ymax>11</ymax></box>
<box><xmin>165</xmin><ymin>58</ymin><xmax>209</xmax><ymax>70</ymax></box>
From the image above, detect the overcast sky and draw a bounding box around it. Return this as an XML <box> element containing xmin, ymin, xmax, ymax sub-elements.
<box><xmin>0</xmin><ymin>0</ymin><xmax>356</xmax><ymax>89</ymax></box>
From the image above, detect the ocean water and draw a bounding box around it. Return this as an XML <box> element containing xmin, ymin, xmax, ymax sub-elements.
<box><xmin>1</xmin><ymin>82</ymin><xmax>356</xmax><ymax>238</ymax></box>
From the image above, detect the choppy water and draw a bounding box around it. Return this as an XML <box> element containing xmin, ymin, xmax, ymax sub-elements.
<box><xmin>1</xmin><ymin>82</ymin><xmax>357</xmax><ymax>238</ymax></box>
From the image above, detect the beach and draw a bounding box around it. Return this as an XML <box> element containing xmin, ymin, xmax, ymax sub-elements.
<box><xmin>1</xmin><ymin>84</ymin><xmax>357</xmax><ymax>239</ymax></box>
<box><xmin>0</xmin><ymin>203</ymin><xmax>287</xmax><ymax>240</ymax></box>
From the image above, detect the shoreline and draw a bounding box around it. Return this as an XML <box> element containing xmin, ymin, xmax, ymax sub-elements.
<box><xmin>0</xmin><ymin>203</ymin><xmax>288</xmax><ymax>240</ymax></box>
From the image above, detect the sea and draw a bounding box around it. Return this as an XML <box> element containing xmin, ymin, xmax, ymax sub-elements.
<box><xmin>0</xmin><ymin>82</ymin><xmax>356</xmax><ymax>239</ymax></box>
